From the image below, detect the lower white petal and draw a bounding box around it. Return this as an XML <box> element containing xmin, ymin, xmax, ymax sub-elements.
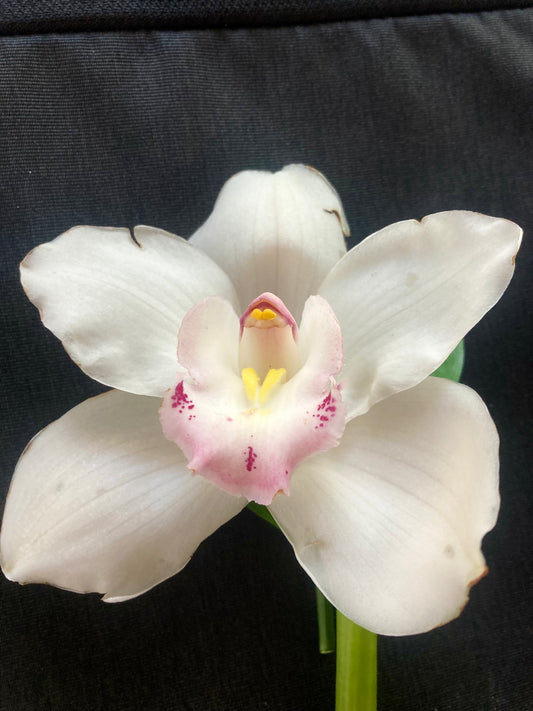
<box><xmin>0</xmin><ymin>390</ymin><xmax>245</xmax><ymax>600</ymax></box>
<box><xmin>269</xmin><ymin>377</ymin><xmax>499</xmax><ymax>635</ymax></box>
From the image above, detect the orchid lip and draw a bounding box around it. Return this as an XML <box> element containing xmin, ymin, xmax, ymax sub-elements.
<box><xmin>160</xmin><ymin>293</ymin><xmax>346</xmax><ymax>505</ymax></box>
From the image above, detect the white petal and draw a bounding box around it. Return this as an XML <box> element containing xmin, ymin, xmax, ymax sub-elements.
<box><xmin>21</xmin><ymin>225</ymin><xmax>239</xmax><ymax>396</ymax></box>
<box><xmin>0</xmin><ymin>390</ymin><xmax>245</xmax><ymax>601</ymax></box>
<box><xmin>177</xmin><ymin>295</ymin><xmax>241</xmax><ymax>388</ymax></box>
<box><xmin>319</xmin><ymin>211</ymin><xmax>522</xmax><ymax>418</ymax></box>
<box><xmin>190</xmin><ymin>164</ymin><xmax>348</xmax><ymax>319</ymax></box>
<box><xmin>269</xmin><ymin>377</ymin><xmax>499</xmax><ymax>635</ymax></box>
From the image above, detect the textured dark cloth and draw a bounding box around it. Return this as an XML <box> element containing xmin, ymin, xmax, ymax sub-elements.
<box><xmin>0</xmin><ymin>0</ymin><xmax>532</xmax><ymax>34</ymax></box>
<box><xmin>1</xmin><ymin>4</ymin><xmax>532</xmax><ymax>710</ymax></box>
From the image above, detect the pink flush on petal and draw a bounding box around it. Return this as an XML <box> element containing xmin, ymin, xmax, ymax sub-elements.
<box><xmin>159</xmin><ymin>293</ymin><xmax>346</xmax><ymax>504</ymax></box>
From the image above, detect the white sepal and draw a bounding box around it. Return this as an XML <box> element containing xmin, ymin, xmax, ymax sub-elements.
<box><xmin>21</xmin><ymin>225</ymin><xmax>239</xmax><ymax>397</ymax></box>
<box><xmin>0</xmin><ymin>390</ymin><xmax>246</xmax><ymax>601</ymax></box>
<box><xmin>269</xmin><ymin>377</ymin><xmax>499</xmax><ymax>635</ymax></box>
<box><xmin>190</xmin><ymin>164</ymin><xmax>348</xmax><ymax>319</ymax></box>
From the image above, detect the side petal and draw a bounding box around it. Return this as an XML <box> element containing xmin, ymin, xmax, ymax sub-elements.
<box><xmin>177</xmin><ymin>295</ymin><xmax>241</xmax><ymax>388</ymax></box>
<box><xmin>21</xmin><ymin>225</ymin><xmax>239</xmax><ymax>396</ymax></box>
<box><xmin>298</xmin><ymin>295</ymin><xmax>344</xmax><ymax>391</ymax></box>
<box><xmin>0</xmin><ymin>390</ymin><xmax>245</xmax><ymax>601</ymax></box>
<box><xmin>269</xmin><ymin>377</ymin><xmax>499</xmax><ymax>636</ymax></box>
<box><xmin>319</xmin><ymin>211</ymin><xmax>522</xmax><ymax>418</ymax></box>
<box><xmin>190</xmin><ymin>164</ymin><xmax>348</xmax><ymax>319</ymax></box>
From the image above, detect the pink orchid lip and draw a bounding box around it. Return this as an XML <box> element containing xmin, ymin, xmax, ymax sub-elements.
<box><xmin>160</xmin><ymin>292</ymin><xmax>347</xmax><ymax>504</ymax></box>
<box><xmin>239</xmin><ymin>292</ymin><xmax>298</xmax><ymax>338</ymax></box>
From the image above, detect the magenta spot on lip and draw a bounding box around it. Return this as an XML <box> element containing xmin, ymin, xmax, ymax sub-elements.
<box><xmin>171</xmin><ymin>381</ymin><xmax>194</xmax><ymax>414</ymax></box>
<box><xmin>317</xmin><ymin>391</ymin><xmax>337</xmax><ymax>413</ymax></box>
<box><xmin>312</xmin><ymin>390</ymin><xmax>338</xmax><ymax>429</ymax></box>
<box><xmin>245</xmin><ymin>446</ymin><xmax>258</xmax><ymax>472</ymax></box>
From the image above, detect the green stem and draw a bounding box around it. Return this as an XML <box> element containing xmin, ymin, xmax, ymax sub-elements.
<box><xmin>315</xmin><ymin>589</ymin><xmax>336</xmax><ymax>654</ymax></box>
<box><xmin>336</xmin><ymin>612</ymin><xmax>377</xmax><ymax>711</ymax></box>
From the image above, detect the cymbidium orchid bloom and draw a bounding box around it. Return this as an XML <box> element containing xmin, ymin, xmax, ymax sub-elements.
<box><xmin>0</xmin><ymin>165</ymin><xmax>521</xmax><ymax>636</ymax></box>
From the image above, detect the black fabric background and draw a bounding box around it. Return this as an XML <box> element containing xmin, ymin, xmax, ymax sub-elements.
<box><xmin>1</xmin><ymin>0</ymin><xmax>533</xmax><ymax>33</ymax></box>
<box><xmin>1</xmin><ymin>4</ymin><xmax>532</xmax><ymax>710</ymax></box>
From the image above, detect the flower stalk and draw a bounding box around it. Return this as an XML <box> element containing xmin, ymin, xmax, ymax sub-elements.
<box><xmin>316</xmin><ymin>588</ymin><xmax>336</xmax><ymax>654</ymax></box>
<box><xmin>336</xmin><ymin>613</ymin><xmax>377</xmax><ymax>711</ymax></box>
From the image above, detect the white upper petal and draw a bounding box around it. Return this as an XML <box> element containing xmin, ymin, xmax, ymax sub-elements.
<box><xmin>21</xmin><ymin>225</ymin><xmax>239</xmax><ymax>396</ymax></box>
<box><xmin>269</xmin><ymin>377</ymin><xmax>499</xmax><ymax>636</ymax></box>
<box><xmin>319</xmin><ymin>211</ymin><xmax>522</xmax><ymax>418</ymax></box>
<box><xmin>190</xmin><ymin>164</ymin><xmax>348</xmax><ymax>319</ymax></box>
<box><xmin>0</xmin><ymin>390</ymin><xmax>245</xmax><ymax>601</ymax></box>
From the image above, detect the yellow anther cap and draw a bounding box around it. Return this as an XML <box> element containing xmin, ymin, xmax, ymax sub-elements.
<box><xmin>251</xmin><ymin>307</ymin><xmax>276</xmax><ymax>321</ymax></box>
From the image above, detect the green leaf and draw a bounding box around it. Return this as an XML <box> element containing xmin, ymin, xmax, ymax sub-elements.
<box><xmin>246</xmin><ymin>502</ymin><xmax>278</xmax><ymax>528</ymax></box>
<box><xmin>431</xmin><ymin>339</ymin><xmax>464</xmax><ymax>383</ymax></box>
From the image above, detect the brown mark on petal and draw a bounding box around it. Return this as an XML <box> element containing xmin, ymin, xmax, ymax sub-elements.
<box><xmin>19</xmin><ymin>437</ymin><xmax>35</xmax><ymax>459</ymax></box>
<box><xmin>323</xmin><ymin>208</ymin><xmax>350</xmax><ymax>237</ymax></box>
<box><xmin>431</xmin><ymin>566</ymin><xmax>489</xmax><ymax>630</ymax></box>
<box><xmin>467</xmin><ymin>565</ymin><xmax>489</xmax><ymax>590</ymax></box>
<box><xmin>456</xmin><ymin>566</ymin><xmax>490</xmax><ymax>618</ymax></box>
<box><xmin>304</xmin><ymin>164</ymin><xmax>324</xmax><ymax>176</ymax></box>
<box><xmin>301</xmin><ymin>165</ymin><xmax>350</xmax><ymax>236</ymax></box>
<box><xmin>302</xmin><ymin>539</ymin><xmax>324</xmax><ymax>551</ymax></box>
<box><xmin>128</xmin><ymin>227</ymin><xmax>143</xmax><ymax>249</ymax></box>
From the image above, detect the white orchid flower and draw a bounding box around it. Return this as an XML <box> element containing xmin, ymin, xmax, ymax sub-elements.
<box><xmin>0</xmin><ymin>165</ymin><xmax>521</xmax><ymax>635</ymax></box>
